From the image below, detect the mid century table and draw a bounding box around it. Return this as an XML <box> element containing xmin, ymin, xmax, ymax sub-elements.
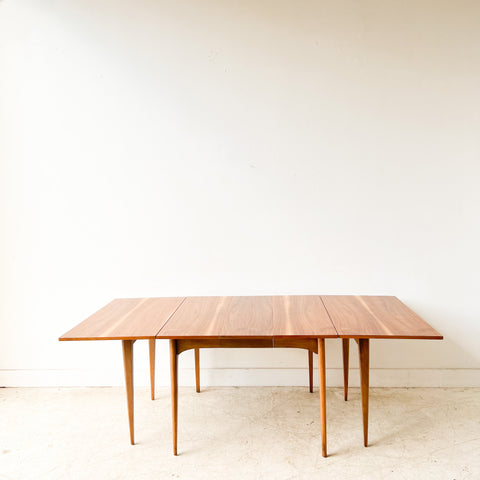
<box><xmin>59</xmin><ymin>295</ymin><xmax>442</xmax><ymax>457</ymax></box>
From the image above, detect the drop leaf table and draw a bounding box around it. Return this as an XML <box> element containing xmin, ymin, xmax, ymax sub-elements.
<box><xmin>60</xmin><ymin>295</ymin><xmax>442</xmax><ymax>457</ymax></box>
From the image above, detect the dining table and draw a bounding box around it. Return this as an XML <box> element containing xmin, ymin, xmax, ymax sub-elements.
<box><xmin>59</xmin><ymin>295</ymin><xmax>442</xmax><ymax>457</ymax></box>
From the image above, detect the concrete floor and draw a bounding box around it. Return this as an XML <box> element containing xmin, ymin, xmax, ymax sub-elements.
<box><xmin>1</xmin><ymin>387</ymin><xmax>479</xmax><ymax>480</ymax></box>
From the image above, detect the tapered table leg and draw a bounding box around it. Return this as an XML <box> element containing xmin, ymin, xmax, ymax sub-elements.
<box><xmin>342</xmin><ymin>338</ymin><xmax>349</xmax><ymax>401</ymax></box>
<box><xmin>318</xmin><ymin>338</ymin><xmax>327</xmax><ymax>457</ymax></box>
<box><xmin>149</xmin><ymin>339</ymin><xmax>156</xmax><ymax>400</ymax></box>
<box><xmin>308</xmin><ymin>350</ymin><xmax>313</xmax><ymax>393</ymax></box>
<box><xmin>122</xmin><ymin>339</ymin><xmax>134</xmax><ymax>445</ymax></box>
<box><xmin>195</xmin><ymin>348</ymin><xmax>200</xmax><ymax>393</ymax></box>
<box><xmin>170</xmin><ymin>339</ymin><xmax>178</xmax><ymax>455</ymax></box>
<box><xmin>358</xmin><ymin>338</ymin><xmax>370</xmax><ymax>447</ymax></box>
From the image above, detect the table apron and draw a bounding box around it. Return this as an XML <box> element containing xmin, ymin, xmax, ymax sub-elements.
<box><xmin>175</xmin><ymin>337</ymin><xmax>319</xmax><ymax>355</ymax></box>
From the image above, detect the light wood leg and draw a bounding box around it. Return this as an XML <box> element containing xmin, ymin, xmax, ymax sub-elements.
<box><xmin>149</xmin><ymin>339</ymin><xmax>156</xmax><ymax>400</ymax></box>
<box><xmin>308</xmin><ymin>350</ymin><xmax>313</xmax><ymax>393</ymax></box>
<box><xmin>318</xmin><ymin>338</ymin><xmax>327</xmax><ymax>457</ymax></box>
<box><xmin>170</xmin><ymin>339</ymin><xmax>178</xmax><ymax>455</ymax></box>
<box><xmin>342</xmin><ymin>338</ymin><xmax>349</xmax><ymax>401</ymax></box>
<box><xmin>195</xmin><ymin>348</ymin><xmax>200</xmax><ymax>393</ymax></box>
<box><xmin>122</xmin><ymin>339</ymin><xmax>134</xmax><ymax>445</ymax></box>
<box><xmin>358</xmin><ymin>338</ymin><xmax>370</xmax><ymax>447</ymax></box>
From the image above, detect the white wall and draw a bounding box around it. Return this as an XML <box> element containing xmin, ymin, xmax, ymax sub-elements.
<box><xmin>1</xmin><ymin>0</ymin><xmax>479</xmax><ymax>387</ymax></box>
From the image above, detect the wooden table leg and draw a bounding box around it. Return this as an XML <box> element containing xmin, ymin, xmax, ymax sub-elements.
<box><xmin>358</xmin><ymin>338</ymin><xmax>370</xmax><ymax>447</ymax></box>
<box><xmin>195</xmin><ymin>348</ymin><xmax>200</xmax><ymax>393</ymax></box>
<box><xmin>149</xmin><ymin>339</ymin><xmax>156</xmax><ymax>400</ymax></box>
<box><xmin>308</xmin><ymin>350</ymin><xmax>313</xmax><ymax>393</ymax></box>
<box><xmin>318</xmin><ymin>338</ymin><xmax>327</xmax><ymax>457</ymax></box>
<box><xmin>170</xmin><ymin>339</ymin><xmax>178</xmax><ymax>455</ymax></box>
<box><xmin>342</xmin><ymin>338</ymin><xmax>349</xmax><ymax>401</ymax></box>
<box><xmin>122</xmin><ymin>339</ymin><xmax>134</xmax><ymax>445</ymax></box>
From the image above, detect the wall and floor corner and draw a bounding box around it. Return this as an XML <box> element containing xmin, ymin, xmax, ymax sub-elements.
<box><xmin>0</xmin><ymin>0</ymin><xmax>479</xmax><ymax>388</ymax></box>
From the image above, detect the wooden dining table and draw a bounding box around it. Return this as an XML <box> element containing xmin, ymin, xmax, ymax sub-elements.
<box><xmin>59</xmin><ymin>295</ymin><xmax>442</xmax><ymax>457</ymax></box>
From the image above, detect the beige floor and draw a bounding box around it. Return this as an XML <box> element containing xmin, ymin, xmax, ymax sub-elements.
<box><xmin>1</xmin><ymin>387</ymin><xmax>479</xmax><ymax>480</ymax></box>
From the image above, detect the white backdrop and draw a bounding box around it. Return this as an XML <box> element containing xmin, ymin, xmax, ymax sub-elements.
<box><xmin>1</xmin><ymin>0</ymin><xmax>479</xmax><ymax>387</ymax></box>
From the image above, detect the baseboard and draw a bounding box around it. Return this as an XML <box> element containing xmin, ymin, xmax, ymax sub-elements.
<box><xmin>1</xmin><ymin>368</ymin><xmax>479</xmax><ymax>388</ymax></box>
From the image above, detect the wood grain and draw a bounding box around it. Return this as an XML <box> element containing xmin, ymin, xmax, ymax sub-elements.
<box><xmin>157</xmin><ymin>295</ymin><xmax>337</xmax><ymax>339</ymax></box>
<box><xmin>59</xmin><ymin>297</ymin><xmax>186</xmax><ymax>340</ymax></box>
<box><xmin>221</xmin><ymin>296</ymin><xmax>273</xmax><ymax>337</ymax></box>
<box><xmin>320</xmin><ymin>295</ymin><xmax>442</xmax><ymax>339</ymax></box>
<box><xmin>158</xmin><ymin>296</ymin><xmax>230</xmax><ymax>338</ymax></box>
<box><xmin>60</xmin><ymin>295</ymin><xmax>442</xmax><ymax>341</ymax></box>
<box><xmin>60</xmin><ymin>298</ymin><xmax>143</xmax><ymax>340</ymax></box>
<box><xmin>272</xmin><ymin>295</ymin><xmax>337</xmax><ymax>338</ymax></box>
